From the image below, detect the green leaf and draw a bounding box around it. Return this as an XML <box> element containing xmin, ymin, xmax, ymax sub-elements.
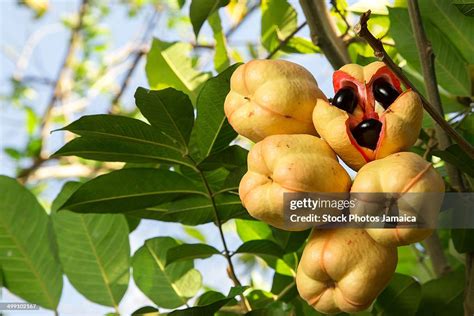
<box><xmin>183</xmin><ymin>226</ymin><xmax>206</xmax><ymax>243</ymax></box>
<box><xmin>246</xmin><ymin>301</ymin><xmax>294</xmax><ymax>316</ymax></box>
<box><xmin>271</xmin><ymin>228</ymin><xmax>310</xmax><ymax>253</ymax></box>
<box><xmin>235</xmin><ymin>219</ymin><xmax>273</xmax><ymax>242</ymax></box>
<box><xmin>132</xmin><ymin>306</ymin><xmax>159</xmax><ymax>316</ymax></box>
<box><xmin>431</xmin><ymin>144</ymin><xmax>474</xmax><ymax>177</ymax></box>
<box><xmin>261</xmin><ymin>0</ymin><xmax>297</xmax><ymax>51</ymax></box>
<box><xmin>168</xmin><ymin>286</ymin><xmax>247</xmax><ymax>316</ymax></box>
<box><xmin>208</xmin><ymin>12</ymin><xmax>230</xmax><ymax>72</ymax></box>
<box><xmin>53</xmin><ymin>137</ymin><xmax>194</xmax><ymax>168</ymax></box>
<box><xmin>56</xmin><ymin>115</ymin><xmax>171</xmax><ymax>144</ymax></box>
<box><xmin>52</xmin><ymin>182</ymin><xmax>130</xmax><ymax>308</ymax></box>
<box><xmin>126</xmin><ymin>215</ymin><xmax>141</xmax><ymax>232</ymax></box>
<box><xmin>347</xmin><ymin>0</ymin><xmax>389</xmax><ymax>14</ymax></box>
<box><xmin>132</xmin><ymin>237</ymin><xmax>202</xmax><ymax>309</ymax></box>
<box><xmin>235</xmin><ymin>240</ymin><xmax>285</xmax><ymax>258</ymax></box>
<box><xmin>416</xmin><ymin>268</ymin><xmax>464</xmax><ymax>315</ymax></box>
<box><xmin>271</xmin><ymin>273</ymin><xmax>298</xmax><ymax>302</ymax></box>
<box><xmin>189</xmin><ymin>0</ymin><xmax>229</xmax><ymax>39</ymax></box>
<box><xmin>451</xmin><ymin>229</ymin><xmax>474</xmax><ymax>253</ymax></box>
<box><xmin>282</xmin><ymin>37</ymin><xmax>320</xmax><ymax>55</ymax></box>
<box><xmin>166</xmin><ymin>243</ymin><xmax>221</xmax><ymax>265</ymax></box>
<box><xmin>424</xmin><ymin>20</ymin><xmax>471</xmax><ymax>96</ymax></box>
<box><xmin>453</xmin><ymin>1</ymin><xmax>474</xmax><ymax>16</ymax></box>
<box><xmin>146</xmin><ymin>39</ymin><xmax>212</xmax><ymax>102</ymax></box>
<box><xmin>389</xmin><ymin>8</ymin><xmax>471</xmax><ymax>96</ymax></box>
<box><xmin>53</xmin><ymin>114</ymin><xmax>193</xmax><ymax>166</ymax></box>
<box><xmin>127</xmin><ymin>193</ymin><xmax>248</xmax><ymax>225</ymax></box>
<box><xmin>58</xmin><ymin>168</ymin><xmax>206</xmax><ymax>213</ymax></box>
<box><xmin>190</xmin><ymin>64</ymin><xmax>240</xmax><ymax>161</ymax></box>
<box><xmin>134</xmin><ymin>87</ymin><xmax>194</xmax><ymax>150</ymax></box>
<box><xmin>396</xmin><ymin>246</ymin><xmax>433</xmax><ymax>282</ymax></box>
<box><xmin>0</xmin><ymin>176</ymin><xmax>62</xmax><ymax>309</ymax></box>
<box><xmin>420</xmin><ymin>0</ymin><xmax>474</xmax><ymax>63</ymax></box>
<box><xmin>375</xmin><ymin>273</ymin><xmax>421</xmax><ymax>316</ymax></box>
<box><xmin>198</xmin><ymin>145</ymin><xmax>248</xmax><ymax>171</ymax></box>
<box><xmin>246</xmin><ymin>289</ymin><xmax>275</xmax><ymax>309</ymax></box>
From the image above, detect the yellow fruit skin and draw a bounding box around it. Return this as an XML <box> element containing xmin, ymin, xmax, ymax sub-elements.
<box><xmin>296</xmin><ymin>229</ymin><xmax>397</xmax><ymax>314</ymax></box>
<box><xmin>312</xmin><ymin>62</ymin><xmax>423</xmax><ymax>171</ymax></box>
<box><xmin>224</xmin><ymin>59</ymin><xmax>327</xmax><ymax>142</ymax></box>
<box><xmin>239</xmin><ymin>134</ymin><xmax>351</xmax><ymax>231</ymax></box>
<box><xmin>351</xmin><ymin>152</ymin><xmax>445</xmax><ymax>247</ymax></box>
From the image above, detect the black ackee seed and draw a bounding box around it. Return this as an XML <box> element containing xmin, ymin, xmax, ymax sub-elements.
<box><xmin>373</xmin><ymin>78</ymin><xmax>400</xmax><ymax>109</ymax></box>
<box><xmin>352</xmin><ymin>119</ymin><xmax>382</xmax><ymax>150</ymax></box>
<box><xmin>331</xmin><ymin>87</ymin><xmax>358</xmax><ymax>114</ymax></box>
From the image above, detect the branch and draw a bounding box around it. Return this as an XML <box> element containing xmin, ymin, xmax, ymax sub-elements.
<box><xmin>18</xmin><ymin>0</ymin><xmax>89</xmax><ymax>183</ymax></box>
<box><xmin>330</xmin><ymin>0</ymin><xmax>351</xmax><ymax>37</ymax></box>
<box><xmin>407</xmin><ymin>0</ymin><xmax>467</xmax><ymax>192</ymax></box>
<box><xmin>266</xmin><ymin>22</ymin><xmax>307</xmax><ymax>59</ymax></box>
<box><xmin>354</xmin><ymin>10</ymin><xmax>474</xmax><ymax>160</ymax></box>
<box><xmin>299</xmin><ymin>0</ymin><xmax>350</xmax><ymax>69</ymax></box>
<box><xmin>423</xmin><ymin>233</ymin><xmax>452</xmax><ymax>277</ymax></box>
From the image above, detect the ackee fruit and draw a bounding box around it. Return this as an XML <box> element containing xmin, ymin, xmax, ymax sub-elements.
<box><xmin>296</xmin><ymin>229</ymin><xmax>397</xmax><ymax>314</ymax></box>
<box><xmin>224</xmin><ymin>59</ymin><xmax>327</xmax><ymax>142</ymax></box>
<box><xmin>239</xmin><ymin>134</ymin><xmax>351</xmax><ymax>230</ymax></box>
<box><xmin>350</xmin><ymin>152</ymin><xmax>445</xmax><ymax>247</ymax></box>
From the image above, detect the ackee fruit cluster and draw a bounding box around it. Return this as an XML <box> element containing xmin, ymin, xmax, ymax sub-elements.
<box><xmin>224</xmin><ymin>59</ymin><xmax>445</xmax><ymax>314</ymax></box>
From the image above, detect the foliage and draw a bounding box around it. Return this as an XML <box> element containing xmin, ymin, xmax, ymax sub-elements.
<box><xmin>0</xmin><ymin>0</ymin><xmax>473</xmax><ymax>315</ymax></box>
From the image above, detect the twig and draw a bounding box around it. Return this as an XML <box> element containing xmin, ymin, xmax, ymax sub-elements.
<box><xmin>225</xmin><ymin>2</ymin><xmax>260</xmax><ymax>38</ymax></box>
<box><xmin>18</xmin><ymin>0</ymin><xmax>89</xmax><ymax>183</ymax></box>
<box><xmin>410</xmin><ymin>244</ymin><xmax>435</xmax><ymax>278</ymax></box>
<box><xmin>330</xmin><ymin>0</ymin><xmax>351</xmax><ymax>37</ymax></box>
<box><xmin>275</xmin><ymin>281</ymin><xmax>296</xmax><ymax>301</ymax></box>
<box><xmin>266</xmin><ymin>22</ymin><xmax>307</xmax><ymax>59</ymax></box>
<box><xmin>195</xmin><ymin>166</ymin><xmax>251</xmax><ymax>312</ymax></box>
<box><xmin>109</xmin><ymin>48</ymin><xmax>146</xmax><ymax>114</ymax></box>
<box><xmin>110</xmin><ymin>10</ymin><xmax>159</xmax><ymax>114</ymax></box>
<box><xmin>354</xmin><ymin>10</ymin><xmax>474</xmax><ymax>160</ymax></box>
<box><xmin>299</xmin><ymin>0</ymin><xmax>350</xmax><ymax>69</ymax></box>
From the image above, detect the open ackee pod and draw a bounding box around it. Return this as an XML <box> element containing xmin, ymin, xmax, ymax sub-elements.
<box><xmin>313</xmin><ymin>62</ymin><xmax>423</xmax><ymax>171</ymax></box>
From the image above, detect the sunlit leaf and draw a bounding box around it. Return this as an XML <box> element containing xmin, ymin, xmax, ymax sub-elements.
<box><xmin>0</xmin><ymin>176</ymin><xmax>62</xmax><ymax>309</ymax></box>
<box><xmin>166</xmin><ymin>243</ymin><xmax>221</xmax><ymax>265</ymax></box>
<box><xmin>189</xmin><ymin>64</ymin><xmax>240</xmax><ymax>161</ymax></box>
<box><xmin>208</xmin><ymin>12</ymin><xmax>230</xmax><ymax>72</ymax></box>
<box><xmin>189</xmin><ymin>0</ymin><xmax>229</xmax><ymax>39</ymax></box>
<box><xmin>261</xmin><ymin>0</ymin><xmax>297</xmax><ymax>51</ymax></box>
<box><xmin>52</xmin><ymin>182</ymin><xmax>130</xmax><ymax>308</ymax></box>
<box><xmin>134</xmin><ymin>87</ymin><xmax>194</xmax><ymax>150</ymax></box>
<box><xmin>146</xmin><ymin>39</ymin><xmax>211</xmax><ymax>103</ymax></box>
<box><xmin>132</xmin><ymin>237</ymin><xmax>202</xmax><ymax>309</ymax></box>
